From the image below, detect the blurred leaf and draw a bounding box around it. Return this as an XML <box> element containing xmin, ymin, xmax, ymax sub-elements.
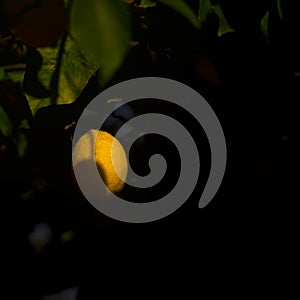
<box><xmin>70</xmin><ymin>0</ymin><xmax>131</xmax><ymax>87</ymax></box>
<box><xmin>0</xmin><ymin>67</ymin><xmax>6</xmax><ymax>81</ymax></box>
<box><xmin>19</xmin><ymin>190</ymin><xmax>36</xmax><ymax>201</ymax></box>
<box><xmin>260</xmin><ymin>11</ymin><xmax>269</xmax><ymax>43</ymax></box>
<box><xmin>60</xmin><ymin>230</ymin><xmax>75</xmax><ymax>243</ymax></box>
<box><xmin>13</xmin><ymin>132</ymin><xmax>28</xmax><ymax>157</ymax></box>
<box><xmin>212</xmin><ymin>4</ymin><xmax>234</xmax><ymax>37</ymax></box>
<box><xmin>198</xmin><ymin>1</ymin><xmax>233</xmax><ymax>37</ymax></box>
<box><xmin>277</xmin><ymin>0</ymin><xmax>283</xmax><ymax>20</ymax></box>
<box><xmin>198</xmin><ymin>0</ymin><xmax>214</xmax><ymax>24</ymax></box>
<box><xmin>158</xmin><ymin>0</ymin><xmax>201</xmax><ymax>29</ymax></box>
<box><xmin>6</xmin><ymin>69</ymin><xmax>24</xmax><ymax>84</ymax></box>
<box><xmin>18</xmin><ymin>119</ymin><xmax>30</xmax><ymax>130</ymax></box>
<box><xmin>0</xmin><ymin>105</ymin><xmax>13</xmax><ymax>136</ymax></box>
<box><xmin>140</xmin><ymin>0</ymin><xmax>157</xmax><ymax>7</ymax></box>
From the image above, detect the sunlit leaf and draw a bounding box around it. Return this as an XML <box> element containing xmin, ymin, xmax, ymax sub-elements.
<box><xmin>25</xmin><ymin>38</ymin><xmax>97</xmax><ymax>115</ymax></box>
<box><xmin>70</xmin><ymin>0</ymin><xmax>131</xmax><ymax>87</ymax></box>
<box><xmin>158</xmin><ymin>0</ymin><xmax>200</xmax><ymax>29</ymax></box>
<box><xmin>10</xmin><ymin>0</ymin><xmax>68</xmax><ymax>48</ymax></box>
<box><xmin>6</xmin><ymin>69</ymin><xmax>24</xmax><ymax>85</ymax></box>
<box><xmin>0</xmin><ymin>105</ymin><xmax>13</xmax><ymax>137</ymax></box>
<box><xmin>4</xmin><ymin>38</ymin><xmax>96</xmax><ymax>116</ymax></box>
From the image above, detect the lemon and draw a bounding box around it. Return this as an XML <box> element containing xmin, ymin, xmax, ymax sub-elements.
<box><xmin>73</xmin><ymin>130</ymin><xmax>128</xmax><ymax>194</ymax></box>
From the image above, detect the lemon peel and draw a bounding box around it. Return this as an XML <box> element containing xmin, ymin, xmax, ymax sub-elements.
<box><xmin>73</xmin><ymin>130</ymin><xmax>128</xmax><ymax>194</ymax></box>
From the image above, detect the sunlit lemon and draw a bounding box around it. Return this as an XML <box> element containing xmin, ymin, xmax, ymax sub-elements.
<box><xmin>72</xmin><ymin>130</ymin><xmax>128</xmax><ymax>194</ymax></box>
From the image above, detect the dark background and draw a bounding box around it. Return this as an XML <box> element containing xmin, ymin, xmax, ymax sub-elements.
<box><xmin>0</xmin><ymin>0</ymin><xmax>296</xmax><ymax>298</ymax></box>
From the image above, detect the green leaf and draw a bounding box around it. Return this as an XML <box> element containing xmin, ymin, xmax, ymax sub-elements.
<box><xmin>158</xmin><ymin>0</ymin><xmax>200</xmax><ymax>29</ymax></box>
<box><xmin>198</xmin><ymin>0</ymin><xmax>214</xmax><ymax>25</ymax></box>
<box><xmin>6</xmin><ymin>38</ymin><xmax>96</xmax><ymax>116</ymax></box>
<box><xmin>70</xmin><ymin>0</ymin><xmax>131</xmax><ymax>87</ymax></box>
<box><xmin>0</xmin><ymin>67</ymin><xmax>7</xmax><ymax>81</ymax></box>
<box><xmin>13</xmin><ymin>132</ymin><xmax>28</xmax><ymax>158</ymax></box>
<box><xmin>197</xmin><ymin>1</ymin><xmax>234</xmax><ymax>37</ymax></box>
<box><xmin>212</xmin><ymin>4</ymin><xmax>234</xmax><ymax>37</ymax></box>
<box><xmin>140</xmin><ymin>0</ymin><xmax>157</xmax><ymax>7</ymax></box>
<box><xmin>0</xmin><ymin>105</ymin><xmax>13</xmax><ymax>137</ymax></box>
<box><xmin>25</xmin><ymin>37</ymin><xmax>97</xmax><ymax>115</ymax></box>
<box><xmin>60</xmin><ymin>230</ymin><xmax>76</xmax><ymax>243</ymax></box>
<box><xmin>18</xmin><ymin>119</ymin><xmax>30</xmax><ymax>130</ymax></box>
<box><xmin>7</xmin><ymin>70</ymin><xmax>25</xmax><ymax>85</ymax></box>
<box><xmin>260</xmin><ymin>11</ymin><xmax>269</xmax><ymax>43</ymax></box>
<box><xmin>277</xmin><ymin>0</ymin><xmax>283</xmax><ymax>20</ymax></box>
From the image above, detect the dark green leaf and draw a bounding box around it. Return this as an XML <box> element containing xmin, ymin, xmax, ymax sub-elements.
<box><xmin>18</xmin><ymin>119</ymin><xmax>30</xmax><ymax>130</ymax></box>
<box><xmin>0</xmin><ymin>105</ymin><xmax>13</xmax><ymax>137</ymax></box>
<box><xmin>70</xmin><ymin>0</ymin><xmax>131</xmax><ymax>86</ymax></box>
<box><xmin>60</xmin><ymin>230</ymin><xmax>76</xmax><ymax>243</ymax></box>
<box><xmin>260</xmin><ymin>11</ymin><xmax>269</xmax><ymax>43</ymax></box>
<box><xmin>277</xmin><ymin>0</ymin><xmax>283</xmax><ymax>20</ymax></box>
<box><xmin>13</xmin><ymin>132</ymin><xmax>28</xmax><ymax>158</ymax></box>
<box><xmin>158</xmin><ymin>0</ymin><xmax>200</xmax><ymax>29</ymax></box>
<box><xmin>212</xmin><ymin>4</ymin><xmax>234</xmax><ymax>37</ymax></box>
<box><xmin>198</xmin><ymin>0</ymin><xmax>214</xmax><ymax>25</ymax></box>
<box><xmin>0</xmin><ymin>67</ymin><xmax>6</xmax><ymax>81</ymax></box>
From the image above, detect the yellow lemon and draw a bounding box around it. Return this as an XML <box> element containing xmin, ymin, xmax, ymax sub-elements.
<box><xmin>73</xmin><ymin>130</ymin><xmax>128</xmax><ymax>194</ymax></box>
